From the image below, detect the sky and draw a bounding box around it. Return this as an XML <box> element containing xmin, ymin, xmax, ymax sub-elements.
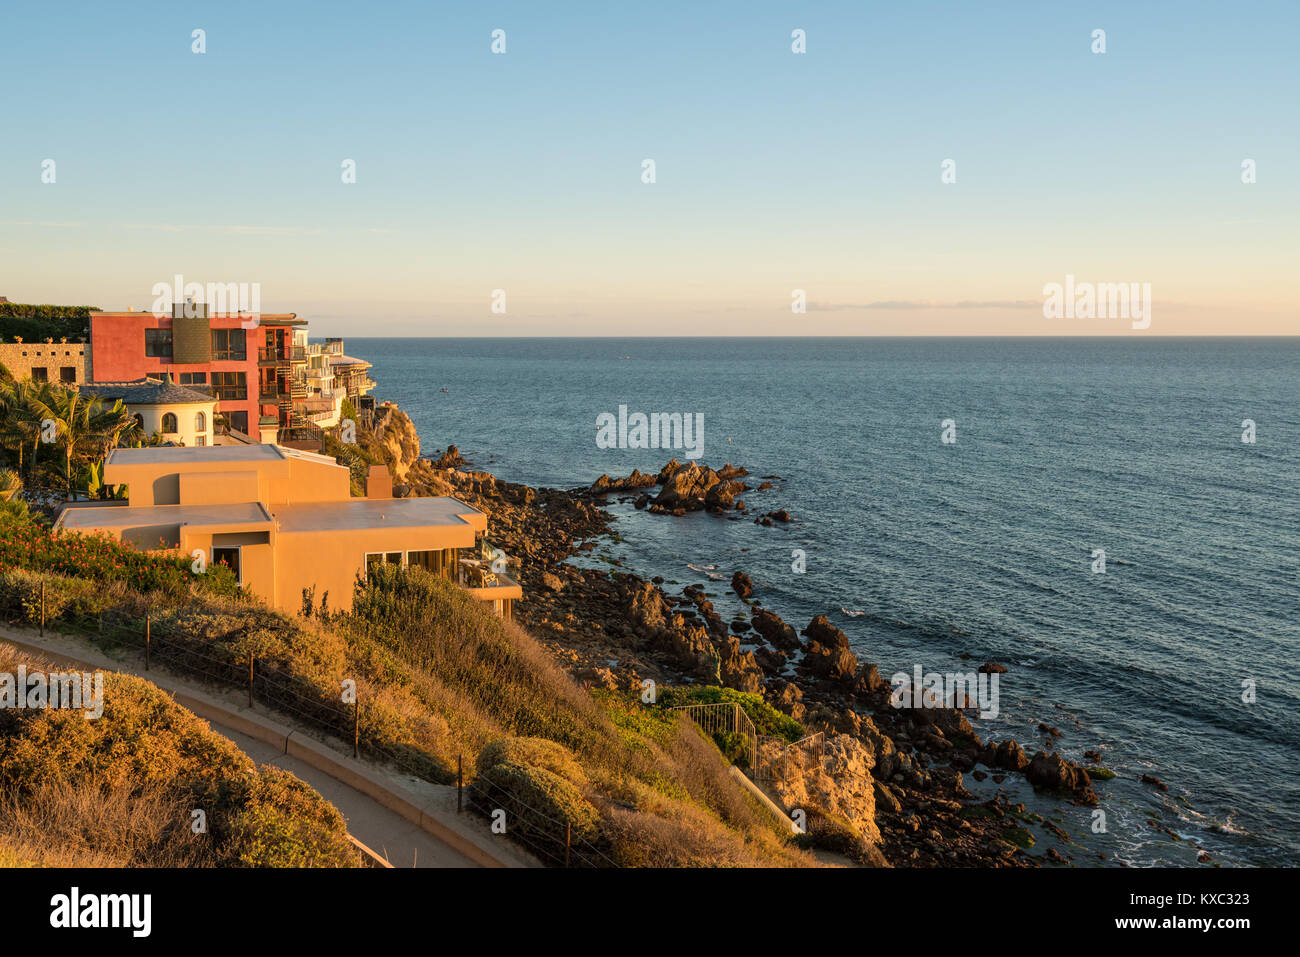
<box><xmin>0</xmin><ymin>0</ymin><xmax>1296</xmax><ymax>336</ymax></box>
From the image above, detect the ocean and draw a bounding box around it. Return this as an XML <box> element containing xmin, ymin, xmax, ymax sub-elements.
<box><xmin>350</xmin><ymin>336</ymin><xmax>1299</xmax><ymax>867</ymax></box>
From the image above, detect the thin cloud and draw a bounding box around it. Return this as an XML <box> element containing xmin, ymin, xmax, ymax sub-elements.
<box><xmin>123</xmin><ymin>223</ymin><xmax>323</xmax><ymax>236</ymax></box>
<box><xmin>811</xmin><ymin>299</ymin><xmax>1040</xmax><ymax>311</ymax></box>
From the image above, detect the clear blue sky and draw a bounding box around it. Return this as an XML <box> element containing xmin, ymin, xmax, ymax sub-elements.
<box><xmin>1</xmin><ymin>1</ymin><xmax>1296</xmax><ymax>335</ymax></box>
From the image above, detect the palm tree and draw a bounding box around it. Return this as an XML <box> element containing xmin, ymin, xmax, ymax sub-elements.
<box><xmin>46</xmin><ymin>387</ymin><xmax>132</xmax><ymax>488</ymax></box>
<box><xmin>0</xmin><ymin>468</ymin><xmax>21</xmax><ymax>502</ymax></box>
<box><xmin>0</xmin><ymin>467</ymin><xmax>27</xmax><ymax>520</ymax></box>
<box><xmin>0</xmin><ymin>378</ymin><xmax>55</xmax><ymax>474</ymax></box>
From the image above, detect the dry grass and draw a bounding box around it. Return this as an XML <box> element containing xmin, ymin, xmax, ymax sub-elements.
<box><xmin>0</xmin><ymin>642</ymin><xmax>359</xmax><ymax>868</ymax></box>
<box><xmin>0</xmin><ymin>782</ymin><xmax>212</xmax><ymax>867</ymax></box>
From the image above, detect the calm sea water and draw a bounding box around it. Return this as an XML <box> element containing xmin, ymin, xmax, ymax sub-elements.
<box><xmin>351</xmin><ymin>337</ymin><xmax>1299</xmax><ymax>867</ymax></box>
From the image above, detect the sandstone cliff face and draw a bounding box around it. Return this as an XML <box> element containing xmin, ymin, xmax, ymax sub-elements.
<box><xmin>367</xmin><ymin>403</ymin><xmax>421</xmax><ymax>484</ymax></box>
<box><xmin>764</xmin><ymin>733</ymin><xmax>883</xmax><ymax>856</ymax></box>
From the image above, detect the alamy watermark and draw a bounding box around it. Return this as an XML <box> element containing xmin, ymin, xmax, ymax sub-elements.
<box><xmin>50</xmin><ymin>887</ymin><xmax>150</xmax><ymax>937</ymax></box>
<box><xmin>1</xmin><ymin>666</ymin><xmax>104</xmax><ymax>719</ymax></box>
<box><xmin>1043</xmin><ymin>274</ymin><xmax>1151</xmax><ymax>330</ymax></box>
<box><xmin>890</xmin><ymin>664</ymin><xmax>999</xmax><ymax>718</ymax></box>
<box><xmin>596</xmin><ymin>405</ymin><xmax>704</xmax><ymax>458</ymax></box>
<box><xmin>150</xmin><ymin>274</ymin><xmax>261</xmax><ymax>328</ymax></box>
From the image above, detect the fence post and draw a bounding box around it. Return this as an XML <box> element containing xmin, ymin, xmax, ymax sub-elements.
<box><xmin>247</xmin><ymin>651</ymin><xmax>254</xmax><ymax>707</ymax></box>
<box><xmin>39</xmin><ymin>581</ymin><xmax>45</xmax><ymax>636</ymax></box>
<box><xmin>144</xmin><ymin>614</ymin><xmax>150</xmax><ymax>671</ymax></box>
<box><xmin>353</xmin><ymin>698</ymin><xmax>360</xmax><ymax>759</ymax></box>
<box><xmin>565</xmin><ymin>823</ymin><xmax>571</xmax><ymax>868</ymax></box>
<box><xmin>457</xmin><ymin>755</ymin><xmax>463</xmax><ymax>813</ymax></box>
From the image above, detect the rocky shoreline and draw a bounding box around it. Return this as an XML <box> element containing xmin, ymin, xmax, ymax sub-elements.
<box><xmin>366</xmin><ymin>404</ymin><xmax>1112</xmax><ymax>867</ymax></box>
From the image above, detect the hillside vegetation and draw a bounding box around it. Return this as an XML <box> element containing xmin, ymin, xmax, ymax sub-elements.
<box><xmin>0</xmin><ymin>643</ymin><xmax>358</xmax><ymax>867</ymax></box>
<box><xmin>1</xmin><ymin>512</ymin><xmax>820</xmax><ymax>866</ymax></box>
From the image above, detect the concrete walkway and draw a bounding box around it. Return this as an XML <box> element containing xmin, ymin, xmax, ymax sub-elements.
<box><xmin>0</xmin><ymin>624</ymin><xmax>538</xmax><ymax>869</ymax></box>
<box><xmin>205</xmin><ymin>718</ymin><xmax>473</xmax><ymax>868</ymax></box>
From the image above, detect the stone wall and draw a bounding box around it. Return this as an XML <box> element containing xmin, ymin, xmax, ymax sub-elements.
<box><xmin>0</xmin><ymin>339</ymin><xmax>90</xmax><ymax>384</ymax></box>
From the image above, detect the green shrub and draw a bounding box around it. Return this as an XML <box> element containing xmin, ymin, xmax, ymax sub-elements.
<box><xmin>476</xmin><ymin>737</ymin><xmax>587</xmax><ymax>787</ymax></box>
<box><xmin>472</xmin><ymin>762</ymin><xmax>600</xmax><ymax>849</ymax></box>
<box><xmin>658</xmin><ymin>685</ymin><xmax>805</xmax><ymax>742</ymax></box>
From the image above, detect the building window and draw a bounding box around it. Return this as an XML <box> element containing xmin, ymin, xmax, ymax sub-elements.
<box><xmin>161</xmin><ymin>412</ymin><xmax>178</xmax><ymax>433</ymax></box>
<box><xmin>211</xmin><ymin>328</ymin><xmax>247</xmax><ymax>361</ymax></box>
<box><xmin>210</xmin><ymin>371</ymin><xmax>247</xmax><ymax>400</ymax></box>
<box><xmin>407</xmin><ymin>549</ymin><xmax>456</xmax><ymax>579</ymax></box>
<box><xmin>178</xmin><ymin>372</ymin><xmax>207</xmax><ymax>386</ymax></box>
<box><xmin>195</xmin><ymin>435</ymin><xmax>206</xmax><ymax>446</ymax></box>
<box><xmin>145</xmin><ymin>329</ymin><xmax>173</xmax><ymax>358</ymax></box>
<box><xmin>364</xmin><ymin>552</ymin><xmax>405</xmax><ymax>578</ymax></box>
<box><xmin>59</xmin><ymin>367</ymin><xmax>77</xmax><ymax>383</ymax></box>
<box><xmin>31</xmin><ymin>367</ymin><xmax>47</xmax><ymax>382</ymax></box>
<box><xmin>132</xmin><ymin>413</ymin><xmax>144</xmax><ymax>430</ymax></box>
<box><xmin>212</xmin><ymin>547</ymin><xmax>241</xmax><ymax>584</ymax></box>
<box><xmin>195</xmin><ymin>411</ymin><xmax>206</xmax><ymax>432</ymax></box>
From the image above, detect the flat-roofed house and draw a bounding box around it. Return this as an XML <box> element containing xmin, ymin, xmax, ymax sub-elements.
<box><xmin>53</xmin><ymin>445</ymin><xmax>522</xmax><ymax>618</ymax></box>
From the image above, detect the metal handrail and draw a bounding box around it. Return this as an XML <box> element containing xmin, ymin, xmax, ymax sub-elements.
<box><xmin>672</xmin><ymin>702</ymin><xmax>758</xmax><ymax>772</ymax></box>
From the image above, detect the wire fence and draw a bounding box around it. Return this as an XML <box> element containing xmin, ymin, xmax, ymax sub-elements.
<box><xmin>2</xmin><ymin>583</ymin><xmax>620</xmax><ymax>868</ymax></box>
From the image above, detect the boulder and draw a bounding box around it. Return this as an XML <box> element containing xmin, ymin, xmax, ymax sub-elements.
<box><xmin>717</xmin><ymin>636</ymin><xmax>764</xmax><ymax>694</ymax></box>
<box><xmin>704</xmin><ymin>479</ymin><xmax>745</xmax><ymax>510</ymax></box>
<box><xmin>803</xmin><ymin>640</ymin><xmax>858</xmax><ymax>685</ymax></box>
<box><xmin>751</xmin><ymin>608</ymin><xmax>800</xmax><ymax>650</ymax></box>
<box><xmin>1026</xmin><ymin>751</ymin><xmax>1098</xmax><ymax>804</ymax></box>
<box><xmin>979</xmin><ymin>739</ymin><xmax>1030</xmax><ymax>771</ymax></box>
<box><xmin>802</xmin><ymin>614</ymin><xmax>851</xmax><ymax>651</ymax></box>
<box><xmin>769</xmin><ymin>681</ymin><xmax>806</xmax><ymax>723</ymax></box>
<box><xmin>730</xmin><ymin>571</ymin><xmax>754</xmax><ymax>600</ymax></box>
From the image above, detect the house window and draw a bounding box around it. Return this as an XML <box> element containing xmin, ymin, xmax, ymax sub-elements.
<box><xmin>31</xmin><ymin>367</ymin><xmax>47</xmax><ymax>382</ymax></box>
<box><xmin>212</xmin><ymin>547</ymin><xmax>241</xmax><ymax>584</ymax></box>
<box><xmin>195</xmin><ymin>435</ymin><xmax>206</xmax><ymax>446</ymax></box>
<box><xmin>407</xmin><ymin>549</ymin><xmax>456</xmax><ymax>579</ymax></box>
<box><xmin>161</xmin><ymin>412</ymin><xmax>178</xmax><ymax>433</ymax></box>
<box><xmin>145</xmin><ymin>329</ymin><xmax>173</xmax><ymax>358</ymax></box>
<box><xmin>195</xmin><ymin>411</ymin><xmax>206</xmax><ymax>431</ymax></box>
<box><xmin>178</xmin><ymin>372</ymin><xmax>207</xmax><ymax>386</ymax></box>
<box><xmin>210</xmin><ymin>371</ymin><xmax>247</xmax><ymax>400</ymax></box>
<box><xmin>364</xmin><ymin>552</ymin><xmax>405</xmax><ymax>578</ymax></box>
<box><xmin>59</xmin><ymin>366</ymin><xmax>77</xmax><ymax>383</ymax></box>
<box><xmin>211</xmin><ymin>328</ymin><xmax>247</xmax><ymax>361</ymax></box>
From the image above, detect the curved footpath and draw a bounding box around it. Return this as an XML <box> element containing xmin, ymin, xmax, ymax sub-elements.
<box><xmin>0</xmin><ymin>624</ymin><xmax>538</xmax><ymax>869</ymax></box>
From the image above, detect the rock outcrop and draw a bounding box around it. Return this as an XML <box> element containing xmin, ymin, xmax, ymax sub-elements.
<box><xmin>367</xmin><ymin>403</ymin><xmax>422</xmax><ymax>484</ymax></box>
<box><xmin>763</xmin><ymin>733</ymin><xmax>885</xmax><ymax>864</ymax></box>
<box><xmin>1025</xmin><ymin>751</ymin><xmax>1098</xmax><ymax>804</ymax></box>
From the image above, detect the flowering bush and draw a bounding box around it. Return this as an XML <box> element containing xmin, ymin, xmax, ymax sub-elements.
<box><xmin>0</xmin><ymin>515</ymin><xmax>238</xmax><ymax>600</ymax></box>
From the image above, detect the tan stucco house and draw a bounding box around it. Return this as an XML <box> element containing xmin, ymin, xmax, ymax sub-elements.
<box><xmin>53</xmin><ymin>445</ymin><xmax>522</xmax><ymax>617</ymax></box>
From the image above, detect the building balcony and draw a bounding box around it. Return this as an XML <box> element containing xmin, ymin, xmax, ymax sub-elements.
<box><xmin>457</xmin><ymin>558</ymin><xmax>523</xmax><ymax>602</ymax></box>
